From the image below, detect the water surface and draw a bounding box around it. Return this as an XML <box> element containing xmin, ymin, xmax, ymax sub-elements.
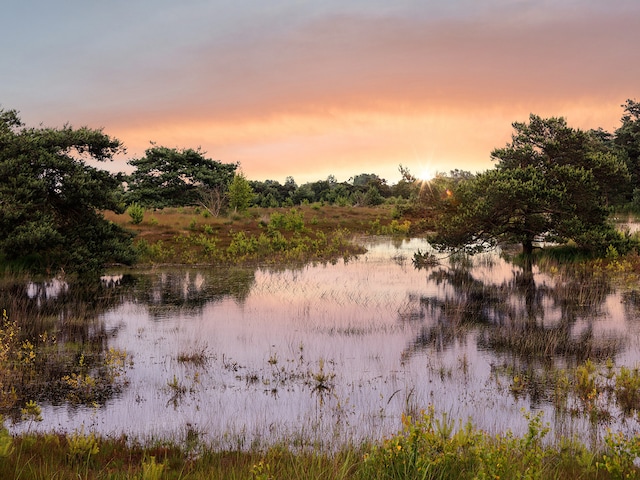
<box><xmin>12</xmin><ymin>237</ymin><xmax>640</xmax><ymax>448</ymax></box>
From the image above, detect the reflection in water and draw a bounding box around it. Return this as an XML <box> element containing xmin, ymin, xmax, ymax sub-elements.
<box><xmin>4</xmin><ymin>238</ymin><xmax>640</xmax><ymax>449</ymax></box>
<box><xmin>126</xmin><ymin>268</ymin><xmax>256</xmax><ymax>316</ymax></box>
<box><xmin>405</xmin><ymin>262</ymin><xmax>621</xmax><ymax>363</ymax></box>
<box><xmin>0</xmin><ymin>278</ymin><xmax>132</xmax><ymax>420</ymax></box>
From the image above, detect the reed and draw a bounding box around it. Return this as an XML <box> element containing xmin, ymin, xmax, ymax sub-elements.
<box><xmin>2</xmin><ymin>407</ymin><xmax>637</xmax><ymax>478</ymax></box>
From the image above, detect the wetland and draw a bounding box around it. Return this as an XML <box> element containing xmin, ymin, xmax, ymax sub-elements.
<box><xmin>5</xmin><ymin>234</ymin><xmax>640</xmax><ymax>452</ymax></box>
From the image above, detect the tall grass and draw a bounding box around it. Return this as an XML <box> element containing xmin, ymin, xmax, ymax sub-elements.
<box><xmin>1</xmin><ymin>408</ymin><xmax>638</xmax><ymax>478</ymax></box>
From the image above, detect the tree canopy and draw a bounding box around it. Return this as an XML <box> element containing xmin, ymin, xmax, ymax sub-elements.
<box><xmin>125</xmin><ymin>145</ymin><xmax>238</xmax><ymax>208</ymax></box>
<box><xmin>430</xmin><ymin>114</ymin><xmax>631</xmax><ymax>256</ymax></box>
<box><xmin>0</xmin><ymin>108</ymin><xmax>136</xmax><ymax>277</ymax></box>
<box><xmin>615</xmin><ymin>99</ymin><xmax>640</xmax><ymax>203</ymax></box>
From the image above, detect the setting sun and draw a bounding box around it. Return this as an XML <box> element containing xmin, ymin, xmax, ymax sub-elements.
<box><xmin>416</xmin><ymin>165</ymin><xmax>437</xmax><ymax>182</ymax></box>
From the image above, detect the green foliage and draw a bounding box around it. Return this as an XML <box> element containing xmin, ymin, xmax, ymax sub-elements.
<box><xmin>223</xmin><ymin>225</ymin><xmax>361</xmax><ymax>264</ymax></box>
<box><xmin>369</xmin><ymin>219</ymin><xmax>411</xmax><ymax>235</ymax></box>
<box><xmin>135</xmin><ymin>239</ymin><xmax>175</xmax><ymax>264</ymax></box>
<box><xmin>2</xmin><ymin>411</ymin><xmax>640</xmax><ymax>478</ymax></box>
<box><xmin>227</xmin><ymin>231</ymin><xmax>258</xmax><ymax>258</ymax></box>
<box><xmin>228</xmin><ymin>171</ymin><xmax>254</xmax><ymax>213</ymax></box>
<box><xmin>250</xmin><ymin>174</ymin><xmax>394</xmax><ymax>207</ymax></box>
<box><xmin>615</xmin><ymin>99</ymin><xmax>640</xmax><ymax>201</ymax></box>
<box><xmin>1</xmin><ymin>307</ymin><xmax>131</xmax><ymax>417</ymax></box>
<box><xmin>0</xmin><ymin>309</ymin><xmax>35</xmax><ymax>412</ymax></box>
<box><xmin>66</xmin><ymin>426</ymin><xmax>100</xmax><ymax>464</ymax></box>
<box><xmin>597</xmin><ymin>430</ymin><xmax>640</xmax><ymax>478</ymax></box>
<box><xmin>363</xmin><ymin>185</ymin><xmax>384</xmax><ymax>206</ymax></box>
<box><xmin>127</xmin><ymin>202</ymin><xmax>145</xmax><ymax>224</ymax></box>
<box><xmin>141</xmin><ymin>455</ymin><xmax>165</xmax><ymax>480</ymax></box>
<box><xmin>412</xmin><ymin>249</ymin><xmax>439</xmax><ymax>268</ymax></box>
<box><xmin>614</xmin><ymin>366</ymin><xmax>640</xmax><ymax>413</ymax></box>
<box><xmin>250</xmin><ymin>177</ymin><xmax>297</xmax><ymax>207</ymax></box>
<box><xmin>0</xmin><ymin>419</ymin><xmax>13</xmax><ymax>458</ymax></box>
<box><xmin>268</xmin><ymin>209</ymin><xmax>306</xmax><ymax>232</ymax></box>
<box><xmin>363</xmin><ymin>406</ymin><xmax>554</xmax><ymax>480</ymax></box>
<box><xmin>431</xmin><ymin>114</ymin><xmax>630</xmax><ymax>257</ymax></box>
<box><xmin>126</xmin><ymin>145</ymin><xmax>238</xmax><ymax>208</ymax></box>
<box><xmin>0</xmin><ymin>108</ymin><xmax>136</xmax><ymax>276</ymax></box>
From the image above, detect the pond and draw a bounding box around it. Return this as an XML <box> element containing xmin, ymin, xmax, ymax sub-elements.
<box><xmin>7</xmin><ymin>236</ymin><xmax>640</xmax><ymax>449</ymax></box>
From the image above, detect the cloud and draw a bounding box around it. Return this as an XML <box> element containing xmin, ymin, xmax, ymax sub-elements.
<box><xmin>4</xmin><ymin>1</ymin><xmax>639</xmax><ymax>183</ymax></box>
<box><xmin>77</xmin><ymin>3</ymin><xmax>637</xmax><ymax>130</ymax></box>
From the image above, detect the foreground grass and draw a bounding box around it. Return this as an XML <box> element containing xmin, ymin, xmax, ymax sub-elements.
<box><xmin>1</xmin><ymin>408</ymin><xmax>639</xmax><ymax>479</ymax></box>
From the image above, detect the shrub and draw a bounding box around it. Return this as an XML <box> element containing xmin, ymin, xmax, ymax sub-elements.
<box><xmin>127</xmin><ymin>202</ymin><xmax>145</xmax><ymax>224</ymax></box>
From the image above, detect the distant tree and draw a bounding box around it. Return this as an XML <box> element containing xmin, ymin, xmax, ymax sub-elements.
<box><xmin>431</xmin><ymin>115</ymin><xmax>631</xmax><ymax>257</ymax></box>
<box><xmin>290</xmin><ymin>183</ymin><xmax>315</xmax><ymax>205</ymax></box>
<box><xmin>414</xmin><ymin>170</ymin><xmax>472</xmax><ymax>212</ymax></box>
<box><xmin>0</xmin><ymin>108</ymin><xmax>135</xmax><ymax>277</ymax></box>
<box><xmin>615</xmin><ymin>99</ymin><xmax>640</xmax><ymax>200</ymax></box>
<box><xmin>198</xmin><ymin>186</ymin><xmax>225</xmax><ymax>217</ymax></box>
<box><xmin>250</xmin><ymin>179</ymin><xmax>283</xmax><ymax>207</ymax></box>
<box><xmin>228</xmin><ymin>172</ymin><xmax>254</xmax><ymax>213</ymax></box>
<box><xmin>309</xmin><ymin>179</ymin><xmax>332</xmax><ymax>202</ymax></box>
<box><xmin>284</xmin><ymin>176</ymin><xmax>297</xmax><ymax>191</ymax></box>
<box><xmin>352</xmin><ymin>173</ymin><xmax>379</xmax><ymax>186</ymax></box>
<box><xmin>363</xmin><ymin>185</ymin><xmax>385</xmax><ymax>206</ymax></box>
<box><xmin>391</xmin><ymin>164</ymin><xmax>419</xmax><ymax>199</ymax></box>
<box><xmin>126</xmin><ymin>145</ymin><xmax>237</xmax><ymax>208</ymax></box>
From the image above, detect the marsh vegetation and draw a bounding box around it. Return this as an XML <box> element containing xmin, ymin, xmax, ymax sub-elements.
<box><xmin>3</xmin><ymin>102</ymin><xmax>640</xmax><ymax>476</ymax></box>
<box><xmin>5</xmin><ymin>230</ymin><xmax>640</xmax><ymax>476</ymax></box>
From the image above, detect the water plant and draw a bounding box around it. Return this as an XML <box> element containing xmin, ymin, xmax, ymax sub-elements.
<box><xmin>1</xmin><ymin>410</ymin><xmax>640</xmax><ymax>478</ymax></box>
<box><xmin>614</xmin><ymin>365</ymin><xmax>640</xmax><ymax>412</ymax></box>
<box><xmin>166</xmin><ymin>375</ymin><xmax>188</xmax><ymax>407</ymax></box>
<box><xmin>177</xmin><ymin>346</ymin><xmax>210</xmax><ymax>367</ymax></box>
<box><xmin>310</xmin><ymin>358</ymin><xmax>335</xmax><ymax>394</ymax></box>
<box><xmin>597</xmin><ymin>429</ymin><xmax>640</xmax><ymax>478</ymax></box>
<box><xmin>363</xmin><ymin>407</ymin><xmax>559</xmax><ymax>480</ymax></box>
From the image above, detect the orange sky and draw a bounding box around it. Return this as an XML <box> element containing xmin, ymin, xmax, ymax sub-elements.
<box><xmin>3</xmin><ymin>1</ymin><xmax>639</xmax><ymax>184</ymax></box>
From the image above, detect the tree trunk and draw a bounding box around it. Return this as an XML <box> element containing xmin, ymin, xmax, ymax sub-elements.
<box><xmin>521</xmin><ymin>238</ymin><xmax>534</xmax><ymax>276</ymax></box>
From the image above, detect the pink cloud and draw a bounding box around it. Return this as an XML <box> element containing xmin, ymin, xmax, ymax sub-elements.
<box><xmin>52</xmin><ymin>5</ymin><xmax>640</xmax><ymax>183</ymax></box>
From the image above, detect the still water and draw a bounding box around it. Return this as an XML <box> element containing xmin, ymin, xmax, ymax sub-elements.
<box><xmin>11</xmin><ymin>237</ymin><xmax>640</xmax><ymax>448</ymax></box>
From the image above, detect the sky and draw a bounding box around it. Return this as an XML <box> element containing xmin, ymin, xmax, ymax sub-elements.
<box><xmin>2</xmin><ymin>1</ymin><xmax>639</xmax><ymax>185</ymax></box>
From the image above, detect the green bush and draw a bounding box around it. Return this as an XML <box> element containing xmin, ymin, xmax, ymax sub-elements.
<box><xmin>127</xmin><ymin>202</ymin><xmax>145</xmax><ymax>225</ymax></box>
<box><xmin>268</xmin><ymin>209</ymin><xmax>305</xmax><ymax>232</ymax></box>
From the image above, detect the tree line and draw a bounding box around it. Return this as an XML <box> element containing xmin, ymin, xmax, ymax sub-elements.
<box><xmin>126</xmin><ymin>145</ymin><xmax>413</xmax><ymax>211</ymax></box>
<box><xmin>1</xmin><ymin>99</ymin><xmax>639</xmax><ymax>277</ymax></box>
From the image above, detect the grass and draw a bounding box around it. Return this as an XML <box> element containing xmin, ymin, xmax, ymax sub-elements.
<box><xmin>1</xmin><ymin>408</ymin><xmax>639</xmax><ymax>479</ymax></box>
<box><xmin>104</xmin><ymin>205</ymin><xmax>419</xmax><ymax>266</ymax></box>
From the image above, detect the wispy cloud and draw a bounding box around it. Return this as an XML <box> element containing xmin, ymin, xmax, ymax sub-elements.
<box><xmin>2</xmin><ymin>1</ymin><xmax>638</xmax><ymax>182</ymax></box>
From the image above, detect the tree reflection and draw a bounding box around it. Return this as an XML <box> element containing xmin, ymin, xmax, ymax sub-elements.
<box><xmin>0</xmin><ymin>278</ymin><xmax>132</xmax><ymax>419</ymax></box>
<box><xmin>127</xmin><ymin>267</ymin><xmax>256</xmax><ymax>316</ymax></box>
<box><xmin>0</xmin><ymin>266</ymin><xmax>259</xmax><ymax>420</ymax></box>
<box><xmin>403</xmin><ymin>259</ymin><xmax>621</xmax><ymax>364</ymax></box>
<box><xmin>403</xmin><ymin>257</ymin><xmax>628</xmax><ymax>425</ymax></box>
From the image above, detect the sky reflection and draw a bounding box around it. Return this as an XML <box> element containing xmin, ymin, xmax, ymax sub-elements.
<box><xmin>12</xmin><ymin>237</ymin><xmax>640</xmax><ymax>448</ymax></box>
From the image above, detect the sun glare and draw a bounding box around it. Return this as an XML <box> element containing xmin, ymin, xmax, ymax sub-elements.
<box><xmin>417</xmin><ymin>166</ymin><xmax>436</xmax><ymax>182</ymax></box>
